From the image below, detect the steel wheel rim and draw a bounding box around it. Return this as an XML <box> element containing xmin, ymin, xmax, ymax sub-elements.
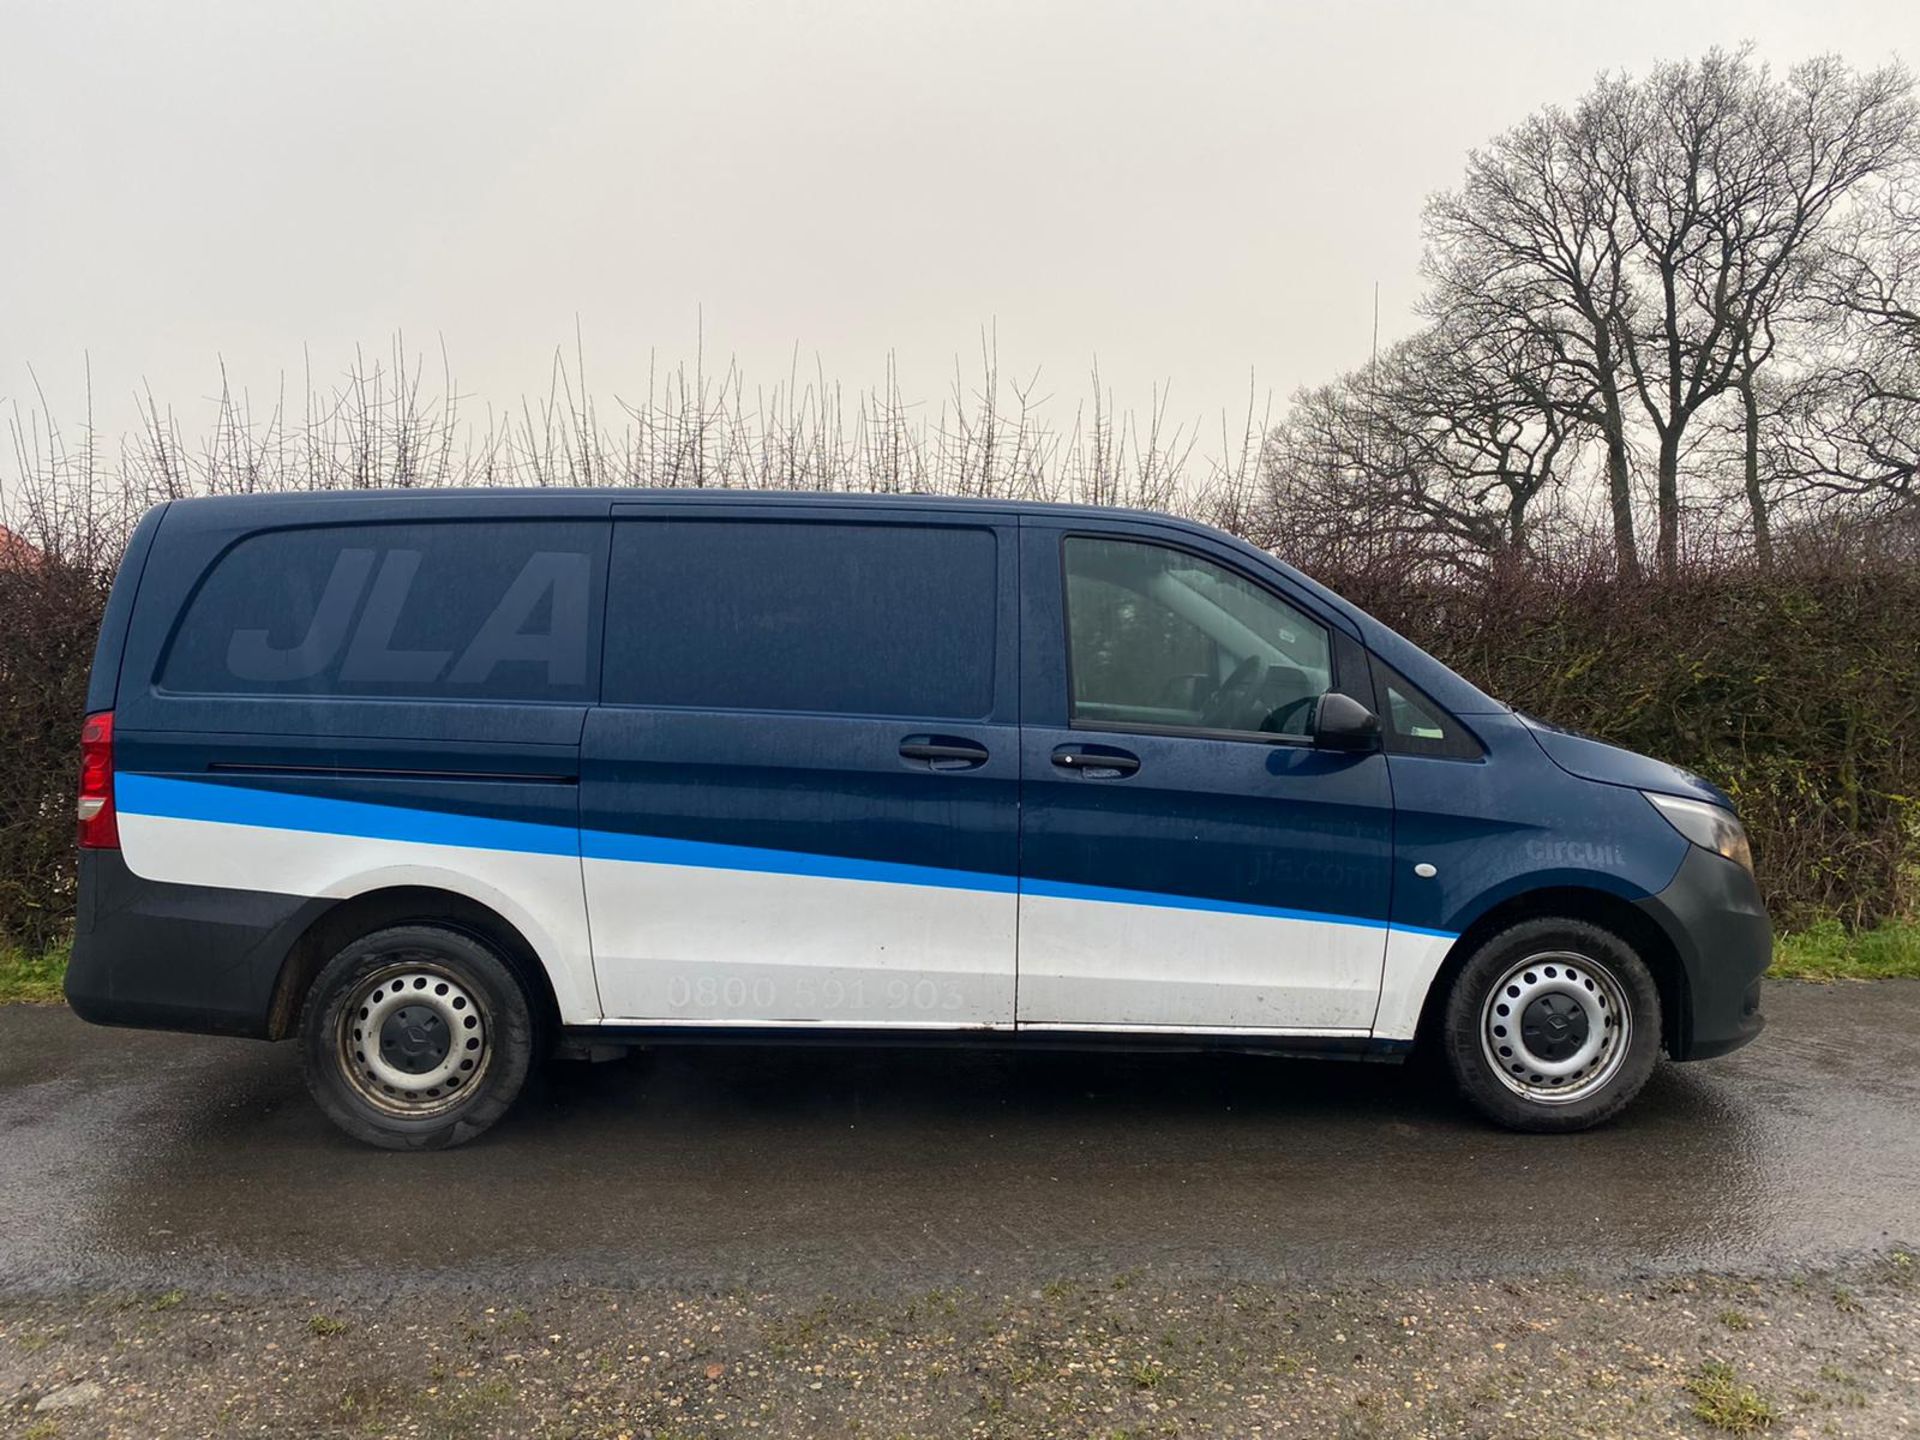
<box><xmin>337</xmin><ymin>957</ymin><xmax>490</xmax><ymax>1118</ymax></box>
<box><xmin>1479</xmin><ymin>950</ymin><xmax>1631</xmax><ymax>1105</ymax></box>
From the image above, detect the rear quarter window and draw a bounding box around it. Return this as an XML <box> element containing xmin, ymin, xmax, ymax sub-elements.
<box><xmin>158</xmin><ymin>520</ymin><xmax>606</xmax><ymax>702</ymax></box>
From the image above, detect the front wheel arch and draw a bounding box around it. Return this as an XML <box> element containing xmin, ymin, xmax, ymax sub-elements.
<box><xmin>1413</xmin><ymin>885</ymin><xmax>1688</xmax><ymax>1060</ymax></box>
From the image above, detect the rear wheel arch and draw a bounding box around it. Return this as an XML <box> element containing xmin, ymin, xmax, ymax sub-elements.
<box><xmin>267</xmin><ymin>886</ymin><xmax>561</xmax><ymax>1043</ymax></box>
<box><xmin>1415</xmin><ymin>885</ymin><xmax>1687</xmax><ymax>1058</ymax></box>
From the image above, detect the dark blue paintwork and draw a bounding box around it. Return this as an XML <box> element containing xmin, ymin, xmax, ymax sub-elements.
<box><xmin>1519</xmin><ymin>713</ymin><xmax>1732</xmax><ymax>808</ymax></box>
<box><xmin>110</xmin><ymin>731</ymin><xmax>583</xmax><ymax>838</ymax></box>
<box><xmin>72</xmin><ymin>487</ymin><xmax>1770</xmax><ymax>1060</ymax></box>
<box><xmin>1385</xmin><ymin>711</ymin><xmax>1693</xmax><ymax>937</ymax></box>
<box><xmin>579</xmin><ymin>707</ymin><xmax>1020</xmax><ymax>881</ymax></box>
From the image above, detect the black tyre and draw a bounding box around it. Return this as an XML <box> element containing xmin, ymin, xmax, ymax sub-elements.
<box><xmin>299</xmin><ymin>924</ymin><xmax>535</xmax><ymax>1150</ymax></box>
<box><xmin>1441</xmin><ymin>917</ymin><xmax>1662</xmax><ymax>1133</ymax></box>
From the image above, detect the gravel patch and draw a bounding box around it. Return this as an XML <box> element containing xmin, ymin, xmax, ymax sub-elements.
<box><xmin>4</xmin><ymin>1254</ymin><xmax>1916</xmax><ymax>1437</ymax></box>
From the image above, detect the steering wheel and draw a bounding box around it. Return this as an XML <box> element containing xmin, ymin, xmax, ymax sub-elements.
<box><xmin>1198</xmin><ymin>655</ymin><xmax>1266</xmax><ymax>730</ymax></box>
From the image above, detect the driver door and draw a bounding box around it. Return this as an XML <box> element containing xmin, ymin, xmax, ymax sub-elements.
<box><xmin>1016</xmin><ymin>520</ymin><xmax>1395</xmax><ymax>1033</ymax></box>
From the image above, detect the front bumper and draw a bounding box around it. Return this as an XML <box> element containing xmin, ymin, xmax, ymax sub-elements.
<box><xmin>1634</xmin><ymin>845</ymin><xmax>1771</xmax><ymax>1061</ymax></box>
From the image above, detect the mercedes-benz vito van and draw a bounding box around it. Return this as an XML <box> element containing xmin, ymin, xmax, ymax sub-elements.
<box><xmin>65</xmin><ymin>491</ymin><xmax>1769</xmax><ymax>1147</ymax></box>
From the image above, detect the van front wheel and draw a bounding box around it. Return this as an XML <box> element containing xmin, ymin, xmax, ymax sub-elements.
<box><xmin>299</xmin><ymin>925</ymin><xmax>534</xmax><ymax>1150</ymax></box>
<box><xmin>1441</xmin><ymin>918</ymin><xmax>1662</xmax><ymax>1132</ymax></box>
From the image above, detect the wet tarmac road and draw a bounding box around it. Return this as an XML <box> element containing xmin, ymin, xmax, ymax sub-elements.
<box><xmin>2</xmin><ymin>982</ymin><xmax>1916</xmax><ymax>1298</ymax></box>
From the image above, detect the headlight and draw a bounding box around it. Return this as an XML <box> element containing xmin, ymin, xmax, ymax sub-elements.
<box><xmin>1644</xmin><ymin>792</ymin><xmax>1753</xmax><ymax>875</ymax></box>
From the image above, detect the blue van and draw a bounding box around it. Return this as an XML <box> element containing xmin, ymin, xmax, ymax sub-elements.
<box><xmin>66</xmin><ymin>491</ymin><xmax>1768</xmax><ymax>1147</ymax></box>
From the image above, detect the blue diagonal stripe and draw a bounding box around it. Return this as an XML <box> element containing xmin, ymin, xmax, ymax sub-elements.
<box><xmin>115</xmin><ymin>772</ymin><xmax>580</xmax><ymax>857</ymax></box>
<box><xmin>115</xmin><ymin>772</ymin><xmax>1453</xmax><ymax>939</ymax></box>
<box><xmin>580</xmin><ymin>828</ymin><xmax>1018</xmax><ymax>895</ymax></box>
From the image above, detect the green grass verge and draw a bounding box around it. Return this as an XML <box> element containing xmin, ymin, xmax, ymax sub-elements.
<box><xmin>0</xmin><ymin>940</ymin><xmax>70</xmax><ymax>1004</ymax></box>
<box><xmin>1770</xmin><ymin>918</ymin><xmax>1920</xmax><ymax>981</ymax></box>
<box><xmin>0</xmin><ymin>918</ymin><xmax>1914</xmax><ymax>1007</ymax></box>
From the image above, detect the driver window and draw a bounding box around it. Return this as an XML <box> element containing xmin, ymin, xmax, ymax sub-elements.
<box><xmin>1063</xmin><ymin>536</ymin><xmax>1332</xmax><ymax>739</ymax></box>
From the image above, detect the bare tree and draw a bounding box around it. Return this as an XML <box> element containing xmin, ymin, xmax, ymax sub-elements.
<box><xmin>1424</xmin><ymin>51</ymin><xmax>1916</xmax><ymax>575</ymax></box>
<box><xmin>1596</xmin><ymin>50</ymin><xmax>1915</xmax><ymax>572</ymax></box>
<box><xmin>1399</xmin><ymin>312</ymin><xmax>1587</xmax><ymax>557</ymax></box>
<box><xmin>1769</xmin><ymin>177</ymin><xmax>1920</xmax><ymax>513</ymax></box>
<box><xmin>1426</xmin><ymin>105</ymin><xmax>1643</xmax><ymax>575</ymax></box>
<box><xmin>1258</xmin><ymin>309</ymin><xmax>1581</xmax><ymax>580</ymax></box>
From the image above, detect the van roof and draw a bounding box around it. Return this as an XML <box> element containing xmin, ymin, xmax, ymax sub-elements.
<box><xmin>161</xmin><ymin>487</ymin><xmax>1183</xmax><ymax>525</ymax></box>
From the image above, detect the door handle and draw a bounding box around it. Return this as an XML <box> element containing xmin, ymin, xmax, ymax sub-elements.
<box><xmin>1051</xmin><ymin>744</ymin><xmax>1141</xmax><ymax>777</ymax></box>
<box><xmin>899</xmin><ymin>735</ymin><xmax>990</xmax><ymax>770</ymax></box>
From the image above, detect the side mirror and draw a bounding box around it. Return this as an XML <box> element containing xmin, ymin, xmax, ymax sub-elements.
<box><xmin>1312</xmin><ymin>691</ymin><xmax>1381</xmax><ymax>752</ymax></box>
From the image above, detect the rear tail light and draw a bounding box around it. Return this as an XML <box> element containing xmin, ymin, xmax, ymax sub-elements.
<box><xmin>77</xmin><ymin>710</ymin><xmax>119</xmax><ymax>849</ymax></box>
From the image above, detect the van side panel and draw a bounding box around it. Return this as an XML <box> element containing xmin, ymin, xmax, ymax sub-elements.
<box><xmin>73</xmin><ymin>495</ymin><xmax>612</xmax><ymax>1033</ymax></box>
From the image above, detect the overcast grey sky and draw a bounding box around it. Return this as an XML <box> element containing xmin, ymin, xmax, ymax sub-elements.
<box><xmin>4</xmin><ymin>1</ymin><xmax>1916</xmax><ymax>448</ymax></box>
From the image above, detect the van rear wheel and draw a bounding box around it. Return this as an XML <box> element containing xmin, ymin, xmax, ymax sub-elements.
<box><xmin>1441</xmin><ymin>918</ymin><xmax>1662</xmax><ymax>1132</ymax></box>
<box><xmin>299</xmin><ymin>925</ymin><xmax>534</xmax><ymax>1150</ymax></box>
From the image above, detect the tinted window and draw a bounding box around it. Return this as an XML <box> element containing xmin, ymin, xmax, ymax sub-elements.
<box><xmin>1372</xmin><ymin>658</ymin><xmax>1483</xmax><ymax>758</ymax></box>
<box><xmin>1064</xmin><ymin>536</ymin><xmax>1331</xmax><ymax>739</ymax></box>
<box><xmin>1387</xmin><ymin>680</ymin><xmax>1448</xmax><ymax>743</ymax></box>
<box><xmin>605</xmin><ymin>519</ymin><xmax>998</xmax><ymax>718</ymax></box>
<box><xmin>160</xmin><ymin>520</ymin><xmax>604</xmax><ymax>702</ymax></box>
